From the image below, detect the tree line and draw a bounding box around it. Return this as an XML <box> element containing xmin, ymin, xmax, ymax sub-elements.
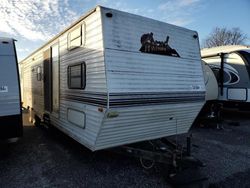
<box><xmin>203</xmin><ymin>27</ymin><xmax>248</xmax><ymax>48</ymax></box>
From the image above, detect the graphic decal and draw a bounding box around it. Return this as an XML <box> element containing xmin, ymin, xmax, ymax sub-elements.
<box><xmin>0</xmin><ymin>86</ymin><xmax>8</xmax><ymax>93</ymax></box>
<box><xmin>139</xmin><ymin>32</ymin><xmax>180</xmax><ymax>57</ymax></box>
<box><xmin>209</xmin><ymin>64</ymin><xmax>240</xmax><ymax>85</ymax></box>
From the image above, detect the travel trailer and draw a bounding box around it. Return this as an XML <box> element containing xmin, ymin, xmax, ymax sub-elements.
<box><xmin>20</xmin><ymin>6</ymin><xmax>205</xmax><ymax>151</ymax></box>
<box><xmin>202</xmin><ymin>60</ymin><xmax>218</xmax><ymax>101</ymax></box>
<box><xmin>201</xmin><ymin>45</ymin><xmax>250</xmax><ymax>109</ymax></box>
<box><xmin>0</xmin><ymin>37</ymin><xmax>22</xmax><ymax>139</ymax></box>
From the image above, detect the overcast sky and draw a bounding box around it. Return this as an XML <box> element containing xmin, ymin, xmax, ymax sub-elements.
<box><xmin>0</xmin><ymin>0</ymin><xmax>249</xmax><ymax>61</ymax></box>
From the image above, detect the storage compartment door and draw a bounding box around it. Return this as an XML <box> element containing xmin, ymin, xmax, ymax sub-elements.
<box><xmin>227</xmin><ymin>88</ymin><xmax>247</xmax><ymax>101</ymax></box>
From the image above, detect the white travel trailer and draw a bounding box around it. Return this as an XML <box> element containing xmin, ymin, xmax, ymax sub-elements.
<box><xmin>201</xmin><ymin>45</ymin><xmax>250</xmax><ymax>109</ymax></box>
<box><xmin>0</xmin><ymin>37</ymin><xmax>22</xmax><ymax>139</ymax></box>
<box><xmin>202</xmin><ymin>60</ymin><xmax>218</xmax><ymax>101</ymax></box>
<box><xmin>20</xmin><ymin>6</ymin><xmax>205</xmax><ymax>151</ymax></box>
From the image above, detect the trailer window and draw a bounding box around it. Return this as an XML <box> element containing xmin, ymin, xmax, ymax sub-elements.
<box><xmin>67</xmin><ymin>23</ymin><xmax>85</xmax><ymax>50</ymax></box>
<box><xmin>238</xmin><ymin>51</ymin><xmax>250</xmax><ymax>75</ymax></box>
<box><xmin>238</xmin><ymin>51</ymin><xmax>250</xmax><ymax>65</ymax></box>
<box><xmin>68</xmin><ymin>25</ymin><xmax>81</xmax><ymax>50</ymax></box>
<box><xmin>37</xmin><ymin>66</ymin><xmax>42</xmax><ymax>81</ymax></box>
<box><xmin>68</xmin><ymin>63</ymin><xmax>86</xmax><ymax>89</ymax></box>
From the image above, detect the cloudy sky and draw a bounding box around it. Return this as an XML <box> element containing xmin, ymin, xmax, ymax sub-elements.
<box><xmin>0</xmin><ymin>0</ymin><xmax>249</xmax><ymax>61</ymax></box>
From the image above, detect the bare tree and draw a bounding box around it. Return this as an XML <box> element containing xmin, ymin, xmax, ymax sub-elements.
<box><xmin>203</xmin><ymin>27</ymin><xmax>248</xmax><ymax>48</ymax></box>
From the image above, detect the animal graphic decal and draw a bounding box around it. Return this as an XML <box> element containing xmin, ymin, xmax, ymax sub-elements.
<box><xmin>139</xmin><ymin>32</ymin><xmax>180</xmax><ymax>57</ymax></box>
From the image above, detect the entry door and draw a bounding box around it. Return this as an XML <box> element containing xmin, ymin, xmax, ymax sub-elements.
<box><xmin>43</xmin><ymin>49</ymin><xmax>52</xmax><ymax>112</ymax></box>
<box><xmin>51</xmin><ymin>43</ymin><xmax>59</xmax><ymax>114</ymax></box>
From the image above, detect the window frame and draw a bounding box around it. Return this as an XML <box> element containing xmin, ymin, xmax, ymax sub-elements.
<box><xmin>67</xmin><ymin>62</ymin><xmax>86</xmax><ymax>90</ymax></box>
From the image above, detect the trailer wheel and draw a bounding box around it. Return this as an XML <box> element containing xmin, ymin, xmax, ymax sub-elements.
<box><xmin>139</xmin><ymin>141</ymin><xmax>156</xmax><ymax>169</ymax></box>
<box><xmin>140</xmin><ymin>157</ymin><xmax>155</xmax><ymax>169</ymax></box>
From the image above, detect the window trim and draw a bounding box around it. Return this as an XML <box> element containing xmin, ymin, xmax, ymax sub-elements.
<box><xmin>67</xmin><ymin>62</ymin><xmax>86</xmax><ymax>90</ymax></box>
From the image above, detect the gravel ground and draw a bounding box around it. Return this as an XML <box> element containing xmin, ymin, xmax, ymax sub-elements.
<box><xmin>0</xmin><ymin>111</ymin><xmax>250</xmax><ymax>188</ymax></box>
<box><xmin>189</xmin><ymin>111</ymin><xmax>250</xmax><ymax>188</ymax></box>
<box><xmin>0</xmin><ymin>114</ymin><xmax>170</xmax><ymax>188</ymax></box>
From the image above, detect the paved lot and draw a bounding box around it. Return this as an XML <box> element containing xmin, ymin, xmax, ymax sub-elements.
<box><xmin>0</xmin><ymin>111</ymin><xmax>250</xmax><ymax>188</ymax></box>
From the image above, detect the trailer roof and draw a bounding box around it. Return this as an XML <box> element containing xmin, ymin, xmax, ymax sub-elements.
<box><xmin>201</xmin><ymin>45</ymin><xmax>250</xmax><ymax>57</ymax></box>
<box><xmin>20</xmin><ymin>5</ymin><xmax>197</xmax><ymax>63</ymax></box>
<box><xmin>0</xmin><ymin>37</ymin><xmax>15</xmax><ymax>42</ymax></box>
<box><xmin>19</xmin><ymin>6</ymin><xmax>99</xmax><ymax>63</ymax></box>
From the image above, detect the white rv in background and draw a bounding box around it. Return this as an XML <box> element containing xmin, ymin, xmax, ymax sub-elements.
<box><xmin>20</xmin><ymin>6</ymin><xmax>205</xmax><ymax>151</ymax></box>
<box><xmin>202</xmin><ymin>60</ymin><xmax>218</xmax><ymax>101</ymax></box>
<box><xmin>201</xmin><ymin>45</ymin><xmax>250</xmax><ymax>110</ymax></box>
<box><xmin>0</xmin><ymin>37</ymin><xmax>23</xmax><ymax>139</ymax></box>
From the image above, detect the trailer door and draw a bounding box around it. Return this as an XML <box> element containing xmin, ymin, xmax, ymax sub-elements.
<box><xmin>43</xmin><ymin>48</ymin><xmax>52</xmax><ymax>112</ymax></box>
<box><xmin>51</xmin><ymin>43</ymin><xmax>59</xmax><ymax>114</ymax></box>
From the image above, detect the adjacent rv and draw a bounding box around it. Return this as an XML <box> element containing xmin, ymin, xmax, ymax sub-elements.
<box><xmin>20</xmin><ymin>6</ymin><xmax>205</xmax><ymax>151</ymax></box>
<box><xmin>0</xmin><ymin>37</ymin><xmax>22</xmax><ymax>139</ymax></box>
<box><xmin>202</xmin><ymin>60</ymin><xmax>218</xmax><ymax>101</ymax></box>
<box><xmin>201</xmin><ymin>45</ymin><xmax>250</xmax><ymax>109</ymax></box>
